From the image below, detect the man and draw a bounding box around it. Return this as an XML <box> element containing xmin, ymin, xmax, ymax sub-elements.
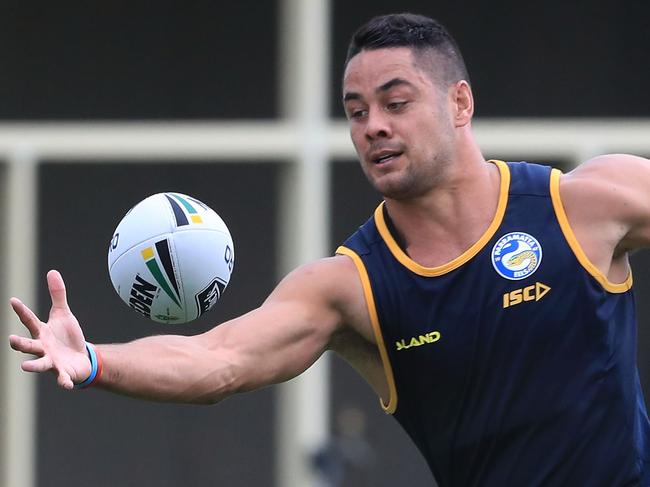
<box><xmin>9</xmin><ymin>12</ymin><xmax>650</xmax><ymax>486</ymax></box>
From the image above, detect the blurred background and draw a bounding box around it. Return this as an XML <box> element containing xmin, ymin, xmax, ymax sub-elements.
<box><xmin>1</xmin><ymin>1</ymin><xmax>649</xmax><ymax>486</ymax></box>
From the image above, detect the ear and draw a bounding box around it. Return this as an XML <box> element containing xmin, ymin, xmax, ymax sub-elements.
<box><xmin>450</xmin><ymin>80</ymin><xmax>474</xmax><ymax>127</ymax></box>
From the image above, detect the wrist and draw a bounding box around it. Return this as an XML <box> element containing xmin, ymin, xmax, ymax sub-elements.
<box><xmin>74</xmin><ymin>342</ymin><xmax>104</xmax><ymax>389</ymax></box>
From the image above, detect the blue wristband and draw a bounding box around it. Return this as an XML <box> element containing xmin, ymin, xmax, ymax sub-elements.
<box><xmin>74</xmin><ymin>342</ymin><xmax>98</xmax><ymax>389</ymax></box>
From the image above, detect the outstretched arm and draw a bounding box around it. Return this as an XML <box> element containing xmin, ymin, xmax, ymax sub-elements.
<box><xmin>9</xmin><ymin>257</ymin><xmax>361</xmax><ymax>404</ymax></box>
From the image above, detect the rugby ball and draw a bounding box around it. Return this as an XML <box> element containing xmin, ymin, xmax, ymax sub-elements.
<box><xmin>108</xmin><ymin>193</ymin><xmax>234</xmax><ymax>323</ymax></box>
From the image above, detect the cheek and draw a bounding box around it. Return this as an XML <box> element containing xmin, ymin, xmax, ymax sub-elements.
<box><xmin>349</xmin><ymin>125</ymin><xmax>367</xmax><ymax>150</ymax></box>
<box><xmin>416</xmin><ymin>116</ymin><xmax>447</xmax><ymax>143</ymax></box>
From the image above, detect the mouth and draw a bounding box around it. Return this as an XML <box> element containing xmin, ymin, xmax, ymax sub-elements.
<box><xmin>372</xmin><ymin>151</ymin><xmax>403</xmax><ymax>165</ymax></box>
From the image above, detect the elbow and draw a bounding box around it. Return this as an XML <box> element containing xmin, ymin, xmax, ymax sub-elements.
<box><xmin>187</xmin><ymin>380</ymin><xmax>237</xmax><ymax>406</ymax></box>
<box><xmin>190</xmin><ymin>351</ymin><xmax>245</xmax><ymax>406</ymax></box>
<box><xmin>193</xmin><ymin>393</ymin><xmax>229</xmax><ymax>406</ymax></box>
<box><xmin>196</xmin><ymin>378</ymin><xmax>239</xmax><ymax>406</ymax></box>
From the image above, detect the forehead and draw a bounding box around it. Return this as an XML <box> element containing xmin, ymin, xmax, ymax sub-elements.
<box><xmin>343</xmin><ymin>47</ymin><xmax>432</xmax><ymax>94</ymax></box>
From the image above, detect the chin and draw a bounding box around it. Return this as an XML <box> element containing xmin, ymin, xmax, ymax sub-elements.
<box><xmin>373</xmin><ymin>177</ymin><xmax>422</xmax><ymax>201</ymax></box>
<box><xmin>363</xmin><ymin>164</ymin><xmax>430</xmax><ymax>200</ymax></box>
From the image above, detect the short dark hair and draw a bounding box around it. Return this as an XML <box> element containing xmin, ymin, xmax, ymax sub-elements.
<box><xmin>345</xmin><ymin>13</ymin><xmax>470</xmax><ymax>86</ymax></box>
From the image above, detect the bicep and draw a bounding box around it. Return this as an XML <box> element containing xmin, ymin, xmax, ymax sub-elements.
<box><xmin>198</xmin><ymin>261</ymin><xmax>344</xmax><ymax>392</ymax></box>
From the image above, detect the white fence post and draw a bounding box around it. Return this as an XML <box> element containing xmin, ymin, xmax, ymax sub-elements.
<box><xmin>1</xmin><ymin>149</ymin><xmax>37</xmax><ymax>487</ymax></box>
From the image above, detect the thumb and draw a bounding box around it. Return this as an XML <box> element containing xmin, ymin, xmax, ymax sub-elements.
<box><xmin>57</xmin><ymin>370</ymin><xmax>74</xmax><ymax>390</ymax></box>
<box><xmin>47</xmin><ymin>270</ymin><xmax>70</xmax><ymax>311</ymax></box>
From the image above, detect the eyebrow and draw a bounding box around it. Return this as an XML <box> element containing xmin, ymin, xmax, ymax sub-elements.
<box><xmin>378</xmin><ymin>77</ymin><xmax>414</xmax><ymax>92</ymax></box>
<box><xmin>343</xmin><ymin>77</ymin><xmax>415</xmax><ymax>103</ymax></box>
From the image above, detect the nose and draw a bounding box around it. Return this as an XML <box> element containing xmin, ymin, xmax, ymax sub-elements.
<box><xmin>365</xmin><ymin>108</ymin><xmax>392</xmax><ymax>141</ymax></box>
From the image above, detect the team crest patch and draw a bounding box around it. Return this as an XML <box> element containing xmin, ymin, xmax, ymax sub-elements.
<box><xmin>491</xmin><ymin>232</ymin><xmax>542</xmax><ymax>280</ymax></box>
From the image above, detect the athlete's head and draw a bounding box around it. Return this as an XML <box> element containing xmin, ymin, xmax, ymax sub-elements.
<box><xmin>343</xmin><ymin>14</ymin><xmax>475</xmax><ymax>200</ymax></box>
<box><xmin>345</xmin><ymin>13</ymin><xmax>470</xmax><ymax>91</ymax></box>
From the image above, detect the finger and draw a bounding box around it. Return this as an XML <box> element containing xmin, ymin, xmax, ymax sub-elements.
<box><xmin>57</xmin><ymin>371</ymin><xmax>74</xmax><ymax>390</ymax></box>
<box><xmin>9</xmin><ymin>335</ymin><xmax>45</xmax><ymax>356</ymax></box>
<box><xmin>9</xmin><ymin>298</ymin><xmax>43</xmax><ymax>338</ymax></box>
<box><xmin>47</xmin><ymin>270</ymin><xmax>70</xmax><ymax>311</ymax></box>
<box><xmin>21</xmin><ymin>355</ymin><xmax>53</xmax><ymax>373</ymax></box>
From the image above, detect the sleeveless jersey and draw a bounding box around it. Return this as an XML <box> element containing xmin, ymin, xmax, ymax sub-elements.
<box><xmin>337</xmin><ymin>161</ymin><xmax>650</xmax><ymax>486</ymax></box>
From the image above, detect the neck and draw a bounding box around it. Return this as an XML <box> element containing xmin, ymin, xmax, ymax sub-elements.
<box><xmin>383</xmin><ymin>150</ymin><xmax>502</xmax><ymax>267</ymax></box>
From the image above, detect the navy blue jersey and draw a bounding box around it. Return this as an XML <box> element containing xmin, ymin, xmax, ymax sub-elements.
<box><xmin>337</xmin><ymin>161</ymin><xmax>650</xmax><ymax>486</ymax></box>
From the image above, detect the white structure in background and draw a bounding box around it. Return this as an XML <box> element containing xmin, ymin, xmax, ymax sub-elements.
<box><xmin>1</xmin><ymin>0</ymin><xmax>650</xmax><ymax>485</ymax></box>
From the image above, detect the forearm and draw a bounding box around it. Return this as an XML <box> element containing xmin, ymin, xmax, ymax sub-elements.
<box><xmin>90</xmin><ymin>299</ymin><xmax>333</xmax><ymax>403</ymax></box>
<box><xmin>95</xmin><ymin>335</ymin><xmax>238</xmax><ymax>404</ymax></box>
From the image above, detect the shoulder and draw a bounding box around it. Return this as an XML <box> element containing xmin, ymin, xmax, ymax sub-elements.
<box><xmin>559</xmin><ymin>154</ymin><xmax>648</xmax><ymax>213</ymax></box>
<box><xmin>559</xmin><ymin>153</ymin><xmax>650</xmax><ymax>252</ymax></box>
<box><xmin>562</xmin><ymin>153</ymin><xmax>649</xmax><ymax>184</ymax></box>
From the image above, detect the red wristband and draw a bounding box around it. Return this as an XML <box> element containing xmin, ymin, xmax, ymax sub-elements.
<box><xmin>88</xmin><ymin>344</ymin><xmax>103</xmax><ymax>387</ymax></box>
<box><xmin>74</xmin><ymin>342</ymin><xmax>104</xmax><ymax>389</ymax></box>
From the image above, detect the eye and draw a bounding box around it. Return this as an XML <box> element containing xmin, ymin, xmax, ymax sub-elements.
<box><xmin>348</xmin><ymin>108</ymin><xmax>368</xmax><ymax>120</ymax></box>
<box><xmin>387</xmin><ymin>101</ymin><xmax>407</xmax><ymax>111</ymax></box>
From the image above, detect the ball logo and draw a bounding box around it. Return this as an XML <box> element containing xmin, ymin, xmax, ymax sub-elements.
<box><xmin>165</xmin><ymin>193</ymin><xmax>205</xmax><ymax>227</ymax></box>
<box><xmin>195</xmin><ymin>277</ymin><xmax>227</xmax><ymax>316</ymax></box>
<box><xmin>140</xmin><ymin>240</ymin><xmax>182</xmax><ymax>309</ymax></box>
<box><xmin>491</xmin><ymin>232</ymin><xmax>542</xmax><ymax>280</ymax></box>
<box><xmin>129</xmin><ymin>275</ymin><xmax>158</xmax><ymax>318</ymax></box>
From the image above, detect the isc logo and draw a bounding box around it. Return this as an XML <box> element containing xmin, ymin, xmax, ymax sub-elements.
<box><xmin>502</xmin><ymin>282</ymin><xmax>551</xmax><ymax>308</ymax></box>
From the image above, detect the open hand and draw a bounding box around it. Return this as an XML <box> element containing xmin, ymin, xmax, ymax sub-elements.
<box><xmin>8</xmin><ymin>270</ymin><xmax>91</xmax><ymax>389</ymax></box>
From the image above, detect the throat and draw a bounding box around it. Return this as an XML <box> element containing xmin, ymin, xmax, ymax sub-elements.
<box><xmin>382</xmin><ymin>202</ymin><xmax>493</xmax><ymax>263</ymax></box>
<box><xmin>380</xmin><ymin>162</ymin><xmax>504</xmax><ymax>268</ymax></box>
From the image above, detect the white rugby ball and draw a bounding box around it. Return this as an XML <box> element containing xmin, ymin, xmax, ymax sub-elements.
<box><xmin>108</xmin><ymin>193</ymin><xmax>234</xmax><ymax>324</ymax></box>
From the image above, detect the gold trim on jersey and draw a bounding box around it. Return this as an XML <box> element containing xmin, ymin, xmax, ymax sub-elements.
<box><xmin>373</xmin><ymin>159</ymin><xmax>511</xmax><ymax>277</ymax></box>
<box><xmin>335</xmin><ymin>245</ymin><xmax>398</xmax><ymax>414</ymax></box>
<box><xmin>549</xmin><ymin>168</ymin><xmax>632</xmax><ymax>293</ymax></box>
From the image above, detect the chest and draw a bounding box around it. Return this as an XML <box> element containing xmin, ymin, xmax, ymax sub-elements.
<box><xmin>370</xmin><ymin>218</ymin><xmax>617</xmax><ymax>381</ymax></box>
